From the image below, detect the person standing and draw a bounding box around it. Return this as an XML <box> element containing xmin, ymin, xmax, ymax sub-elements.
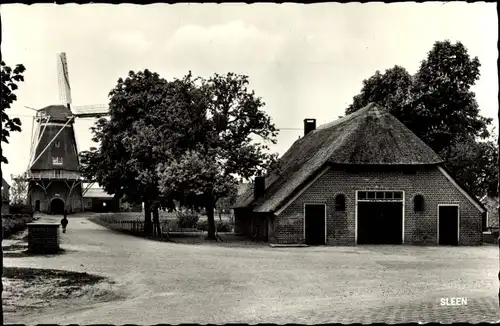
<box><xmin>61</xmin><ymin>210</ymin><xmax>68</xmax><ymax>233</ymax></box>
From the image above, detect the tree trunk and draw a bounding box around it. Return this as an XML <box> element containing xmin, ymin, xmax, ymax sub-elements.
<box><xmin>205</xmin><ymin>201</ymin><xmax>217</xmax><ymax>240</ymax></box>
<box><xmin>1</xmin><ymin>205</ymin><xmax>3</xmax><ymax>326</ymax></box>
<box><xmin>144</xmin><ymin>201</ymin><xmax>153</xmax><ymax>236</ymax></box>
<box><xmin>497</xmin><ymin>108</ymin><xmax>500</xmax><ymax>308</ymax></box>
<box><xmin>152</xmin><ymin>206</ymin><xmax>163</xmax><ymax>238</ymax></box>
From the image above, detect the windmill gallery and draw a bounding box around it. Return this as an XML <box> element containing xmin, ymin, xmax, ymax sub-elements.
<box><xmin>25</xmin><ymin>53</ymin><xmax>111</xmax><ymax>214</ymax></box>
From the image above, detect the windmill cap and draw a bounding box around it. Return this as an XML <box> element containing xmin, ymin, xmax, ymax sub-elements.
<box><xmin>38</xmin><ymin>105</ymin><xmax>73</xmax><ymax>122</ymax></box>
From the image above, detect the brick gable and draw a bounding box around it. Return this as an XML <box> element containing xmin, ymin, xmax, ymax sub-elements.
<box><xmin>274</xmin><ymin>165</ymin><xmax>482</xmax><ymax>245</ymax></box>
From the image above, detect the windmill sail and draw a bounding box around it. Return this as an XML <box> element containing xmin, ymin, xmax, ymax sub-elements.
<box><xmin>73</xmin><ymin>104</ymin><xmax>109</xmax><ymax>118</ymax></box>
<box><xmin>57</xmin><ymin>52</ymin><xmax>72</xmax><ymax>105</ymax></box>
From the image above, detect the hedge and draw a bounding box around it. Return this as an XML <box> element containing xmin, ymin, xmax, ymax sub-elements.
<box><xmin>2</xmin><ymin>214</ymin><xmax>34</xmax><ymax>238</ymax></box>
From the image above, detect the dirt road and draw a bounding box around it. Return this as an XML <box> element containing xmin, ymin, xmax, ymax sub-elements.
<box><xmin>4</xmin><ymin>215</ymin><xmax>499</xmax><ymax>324</ymax></box>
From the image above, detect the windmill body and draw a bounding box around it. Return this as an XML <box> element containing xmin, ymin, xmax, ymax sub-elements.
<box><xmin>27</xmin><ymin>53</ymin><xmax>110</xmax><ymax>214</ymax></box>
<box><xmin>27</xmin><ymin>105</ymin><xmax>83</xmax><ymax>213</ymax></box>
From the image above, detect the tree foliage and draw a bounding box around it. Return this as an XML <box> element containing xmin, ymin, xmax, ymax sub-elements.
<box><xmin>443</xmin><ymin>135</ymin><xmax>498</xmax><ymax>197</ymax></box>
<box><xmin>410</xmin><ymin>40</ymin><xmax>490</xmax><ymax>152</ymax></box>
<box><xmin>80</xmin><ymin>69</ymin><xmax>173</xmax><ymax>235</ymax></box>
<box><xmin>1</xmin><ymin>61</ymin><xmax>25</xmax><ymax>164</ymax></box>
<box><xmin>346</xmin><ymin>65</ymin><xmax>413</xmax><ymax>125</ymax></box>
<box><xmin>346</xmin><ymin>40</ymin><xmax>495</xmax><ymax>197</ymax></box>
<box><xmin>80</xmin><ymin>71</ymin><xmax>278</xmax><ymax>239</ymax></box>
<box><xmin>156</xmin><ymin>73</ymin><xmax>278</xmax><ymax>238</ymax></box>
<box><xmin>9</xmin><ymin>173</ymin><xmax>29</xmax><ymax>204</ymax></box>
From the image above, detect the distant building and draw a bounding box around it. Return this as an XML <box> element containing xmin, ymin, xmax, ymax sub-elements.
<box><xmin>27</xmin><ymin>105</ymin><xmax>83</xmax><ymax>214</ymax></box>
<box><xmin>119</xmin><ymin>199</ymin><xmax>142</xmax><ymax>212</ymax></box>
<box><xmin>82</xmin><ymin>188</ymin><xmax>119</xmax><ymax>212</ymax></box>
<box><xmin>82</xmin><ymin>187</ymin><xmax>142</xmax><ymax>213</ymax></box>
<box><xmin>2</xmin><ymin>178</ymin><xmax>11</xmax><ymax>215</ymax></box>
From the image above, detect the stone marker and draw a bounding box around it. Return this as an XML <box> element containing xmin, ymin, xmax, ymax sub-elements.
<box><xmin>27</xmin><ymin>223</ymin><xmax>60</xmax><ymax>254</ymax></box>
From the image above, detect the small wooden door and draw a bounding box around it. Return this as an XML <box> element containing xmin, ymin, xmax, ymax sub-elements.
<box><xmin>439</xmin><ymin>205</ymin><xmax>459</xmax><ymax>245</ymax></box>
<box><xmin>305</xmin><ymin>204</ymin><xmax>326</xmax><ymax>245</ymax></box>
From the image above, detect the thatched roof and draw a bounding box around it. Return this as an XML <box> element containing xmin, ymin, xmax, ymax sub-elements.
<box><xmin>234</xmin><ymin>103</ymin><xmax>444</xmax><ymax>212</ymax></box>
<box><xmin>38</xmin><ymin>105</ymin><xmax>74</xmax><ymax>122</ymax></box>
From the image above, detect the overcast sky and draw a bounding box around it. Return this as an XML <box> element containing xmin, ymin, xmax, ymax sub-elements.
<box><xmin>1</xmin><ymin>3</ymin><xmax>498</xmax><ymax>184</ymax></box>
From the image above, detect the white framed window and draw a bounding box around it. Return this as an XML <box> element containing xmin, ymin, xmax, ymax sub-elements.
<box><xmin>357</xmin><ymin>190</ymin><xmax>403</xmax><ymax>201</ymax></box>
<box><xmin>55</xmin><ymin>141</ymin><xmax>61</xmax><ymax>147</ymax></box>
<box><xmin>52</xmin><ymin>157</ymin><xmax>63</xmax><ymax>165</ymax></box>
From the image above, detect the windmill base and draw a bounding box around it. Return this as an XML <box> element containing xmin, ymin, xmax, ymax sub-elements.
<box><xmin>27</xmin><ymin>179</ymin><xmax>83</xmax><ymax>215</ymax></box>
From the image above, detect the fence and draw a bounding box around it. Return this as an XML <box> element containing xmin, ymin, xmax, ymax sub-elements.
<box><xmin>95</xmin><ymin>213</ymin><xmax>234</xmax><ymax>236</ymax></box>
<box><xmin>484</xmin><ymin>226</ymin><xmax>499</xmax><ymax>244</ymax></box>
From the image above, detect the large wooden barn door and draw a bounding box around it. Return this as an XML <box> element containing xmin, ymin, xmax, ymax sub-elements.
<box><xmin>357</xmin><ymin>191</ymin><xmax>404</xmax><ymax>245</ymax></box>
<box><xmin>304</xmin><ymin>204</ymin><xmax>326</xmax><ymax>245</ymax></box>
<box><xmin>438</xmin><ymin>205</ymin><xmax>459</xmax><ymax>245</ymax></box>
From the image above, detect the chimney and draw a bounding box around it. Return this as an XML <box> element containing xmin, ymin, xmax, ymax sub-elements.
<box><xmin>304</xmin><ymin>118</ymin><xmax>316</xmax><ymax>136</ymax></box>
<box><xmin>254</xmin><ymin>176</ymin><xmax>265</xmax><ymax>199</ymax></box>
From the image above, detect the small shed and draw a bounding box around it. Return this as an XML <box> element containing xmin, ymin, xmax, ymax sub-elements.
<box><xmin>82</xmin><ymin>188</ymin><xmax>119</xmax><ymax>212</ymax></box>
<box><xmin>2</xmin><ymin>177</ymin><xmax>11</xmax><ymax>215</ymax></box>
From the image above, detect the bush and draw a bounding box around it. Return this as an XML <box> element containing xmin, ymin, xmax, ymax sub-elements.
<box><xmin>176</xmin><ymin>211</ymin><xmax>199</xmax><ymax>229</ymax></box>
<box><xmin>197</xmin><ymin>219</ymin><xmax>209</xmax><ymax>231</ymax></box>
<box><xmin>2</xmin><ymin>214</ymin><xmax>34</xmax><ymax>238</ymax></box>
<box><xmin>197</xmin><ymin>219</ymin><xmax>232</xmax><ymax>232</ymax></box>
<box><xmin>9</xmin><ymin>203</ymin><xmax>34</xmax><ymax>217</ymax></box>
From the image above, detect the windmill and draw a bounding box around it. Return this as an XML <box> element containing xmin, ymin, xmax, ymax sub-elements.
<box><xmin>26</xmin><ymin>52</ymin><xmax>109</xmax><ymax>214</ymax></box>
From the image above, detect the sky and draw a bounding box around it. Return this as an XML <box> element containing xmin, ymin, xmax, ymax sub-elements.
<box><xmin>1</xmin><ymin>2</ymin><xmax>498</xmax><ymax>185</ymax></box>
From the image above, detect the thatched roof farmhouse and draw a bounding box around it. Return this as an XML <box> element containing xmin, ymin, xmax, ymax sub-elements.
<box><xmin>234</xmin><ymin>103</ymin><xmax>486</xmax><ymax>246</ymax></box>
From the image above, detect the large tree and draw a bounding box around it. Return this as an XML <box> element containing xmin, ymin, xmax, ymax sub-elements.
<box><xmin>156</xmin><ymin>73</ymin><xmax>278</xmax><ymax>240</ymax></box>
<box><xmin>346</xmin><ymin>40</ymin><xmax>495</xmax><ymax>197</ymax></box>
<box><xmin>80</xmin><ymin>70</ymin><xmax>211</xmax><ymax>235</ymax></box>
<box><xmin>1</xmin><ymin>61</ymin><xmax>25</xmax><ymax>164</ymax></box>
<box><xmin>80</xmin><ymin>69</ymin><xmax>172</xmax><ymax>235</ymax></box>
<box><xmin>1</xmin><ymin>61</ymin><xmax>25</xmax><ymax>325</ymax></box>
<box><xmin>410</xmin><ymin>40</ymin><xmax>490</xmax><ymax>153</ymax></box>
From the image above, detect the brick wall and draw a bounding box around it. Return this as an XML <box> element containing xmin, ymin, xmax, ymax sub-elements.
<box><xmin>276</xmin><ymin>165</ymin><xmax>483</xmax><ymax>246</ymax></box>
<box><xmin>28</xmin><ymin>180</ymin><xmax>83</xmax><ymax>213</ymax></box>
<box><xmin>27</xmin><ymin>224</ymin><xmax>60</xmax><ymax>253</ymax></box>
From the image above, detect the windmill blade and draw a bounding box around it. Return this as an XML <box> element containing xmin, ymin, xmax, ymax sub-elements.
<box><xmin>57</xmin><ymin>52</ymin><xmax>72</xmax><ymax>105</ymax></box>
<box><xmin>72</xmin><ymin>104</ymin><xmax>109</xmax><ymax>118</ymax></box>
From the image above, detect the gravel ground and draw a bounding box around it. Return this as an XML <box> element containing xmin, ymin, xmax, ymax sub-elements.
<box><xmin>3</xmin><ymin>214</ymin><xmax>499</xmax><ymax>324</ymax></box>
<box><xmin>2</xmin><ymin>266</ymin><xmax>117</xmax><ymax>317</ymax></box>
